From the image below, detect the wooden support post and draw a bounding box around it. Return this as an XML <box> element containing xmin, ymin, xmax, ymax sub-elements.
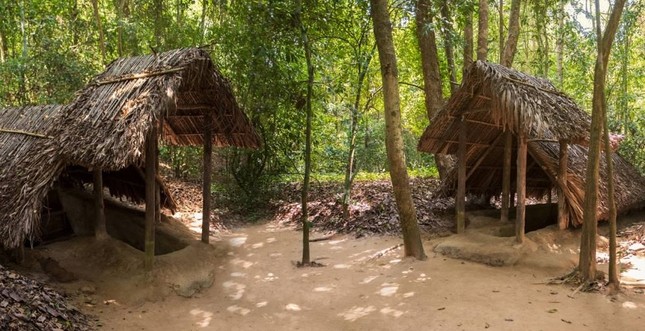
<box><xmin>93</xmin><ymin>168</ymin><xmax>108</xmax><ymax>240</ymax></box>
<box><xmin>501</xmin><ymin>130</ymin><xmax>512</xmax><ymax>223</ymax></box>
<box><xmin>202</xmin><ymin>114</ymin><xmax>213</xmax><ymax>243</ymax></box>
<box><xmin>515</xmin><ymin>133</ymin><xmax>527</xmax><ymax>243</ymax></box>
<box><xmin>456</xmin><ymin>118</ymin><xmax>467</xmax><ymax>234</ymax></box>
<box><xmin>557</xmin><ymin>140</ymin><xmax>569</xmax><ymax>229</ymax></box>
<box><xmin>144</xmin><ymin>123</ymin><xmax>157</xmax><ymax>272</ymax></box>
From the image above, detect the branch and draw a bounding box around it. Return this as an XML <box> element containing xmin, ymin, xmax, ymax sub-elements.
<box><xmin>0</xmin><ymin>128</ymin><xmax>51</xmax><ymax>138</ymax></box>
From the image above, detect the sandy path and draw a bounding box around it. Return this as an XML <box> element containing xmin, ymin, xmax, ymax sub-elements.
<box><xmin>85</xmin><ymin>223</ymin><xmax>645</xmax><ymax>331</ymax></box>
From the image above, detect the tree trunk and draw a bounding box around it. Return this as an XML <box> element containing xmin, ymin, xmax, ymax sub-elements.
<box><xmin>557</xmin><ymin>0</ymin><xmax>564</xmax><ymax>87</ymax></box>
<box><xmin>415</xmin><ymin>0</ymin><xmax>450</xmax><ymax>180</ymax></box>
<box><xmin>90</xmin><ymin>0</ymin><xmax>107</xmax><ymax>63</ymax></box>
<box><xmin>144</xmin><ymin>123</ymin><xmax>158</xmax><ymax>272</ymax></box>
<box><xmin>439</xmin><ymin>0</ymin><xmax>457</xmax><ymax>93</ymax></box>
<box><xmin>371</xmin><ymin>0</ymin><xmax>426</xmax><ymax>260</ymax></box>
<box><xmin>604</xmin><ymin>104</ymin><xmax>619</xmax><ymax>288</ymax></box>
<box><xmin>579</xmin><ymin>0</ymin><xmax>626</xmax><ymax>282</ymax></box>
<box><xmin>501</xmin><ymin>0</ymin><xmax>521</xmax><ymax>67</ymax></box>
<box><xmin>153</xmin><ymin>0</ymin><xmax>164</xmax><ymax>48</ymax></box>
<box><xmin>477</xmin><ymin>0</ymin><xmax>489</xmax><ymax>61</ymax></box>
<box><xmin>0</xmin><ymin>30</ymin><xmax>5</xmax><ymax>63</ymax></box>
<box><xmin>342</xmin><ymin>44</ymin><xmax>375</xmax><ymax>220</ymax></box>
<box><xmin>93</xmin><ymin>169</ymin><xmax>108</xmax><ymax>240</ymax></box>
<box><xmin>202</xmin><ymin>114</ymin><xmax>213</xmax><ymax>244</ymax></box>
<box><xmin>463</xmin><ymin>5</ymin><xmax>473</xmax><ymax>75</ymax></box>
<box><xmin>200</xmin><ymin>0</ymin><xmax>208</xmax><ymax>44</ymax></box>
<box><xmin>297</xmin><ymin>0</ymin><xmax>315</xmax><ymax>265</ymax></box>
<box><xmin>498</xmin><ymin>0</ymin><xmax>504</xmax><ymax>63</ymax></box>
<box><xmin>116</xmin><ymin>0</ymin><xmax>124</xmax><ymax>56</ymax></box>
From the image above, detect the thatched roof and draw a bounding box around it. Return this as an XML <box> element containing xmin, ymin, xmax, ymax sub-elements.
<box><xmin>55</xmin><ymin>47</ymin><xmax>261</xmax><ymax>170</ymax></box>
<box><xmin>0</xmin><ymin>106</ymin><xmax>178</xmax><ymax>248</ymax></box>
<box><xmin>418</xmin><ymin>61</ymin><xmax>645</xmax><ymax>227</ymax></box>
<box><xmin>0</xmin><ymin>105</ymin><xmax>64</xmax><ymax>248</ymax></box>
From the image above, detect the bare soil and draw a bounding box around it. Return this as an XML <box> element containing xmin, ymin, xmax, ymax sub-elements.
<box><xmin>22</xmin><ymin>212</ymin><xmax>645</xmax><ymax>331</ymax></box>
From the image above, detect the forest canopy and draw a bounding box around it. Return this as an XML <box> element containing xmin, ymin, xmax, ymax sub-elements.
<box><xmin>1</xmin><ymin>0</ymin><xmax>643</xmax><ymax>201</ymax></box>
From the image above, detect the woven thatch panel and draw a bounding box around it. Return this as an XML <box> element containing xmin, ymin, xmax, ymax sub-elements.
<box><xmin>0</xmin><ymin>106</ymin><xmax>66</xmax><ymax>248</ymax></box>
<box><xmin>56</xmin><ymin>47</ymin><xmax>260</xmax><ymax>171</ymax></box>
<box><xmin>418</xmin><ymin>61</ymin><xmax>645</xmax><ymax>227</ymax></box>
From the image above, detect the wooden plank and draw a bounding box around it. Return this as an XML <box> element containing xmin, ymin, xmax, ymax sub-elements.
<box><xmin>501</xmin><ymin>130</ymin><xmax>513</xmax><ymax>223</ymax></box>
<box><xmin>467</xmin><ymin>132</ymin><xmax>504</xmax><ymax>180</ymax></box>
<box><xmin>516</xmin><ymin>133</ymin><xmax>527</xmax><ymax>243</ymax></box>
<box><xmin>456</xmin><ymin>119</ymin><xmax>467</xmax><ymax>234</ymax></box>
<box><xmin>558</xmin><ymin>140</ymin><xmax>569</xmax><ymax>229</ymax></box>
<box><xmin>202</xmin><ymin>114</ymin><xmax>213</xmax><ymax>244</ymax></box>
<box><xmin>144</xmin><ymin>122</ymin><xmax>157</xmax><ymax>272</ymax></box>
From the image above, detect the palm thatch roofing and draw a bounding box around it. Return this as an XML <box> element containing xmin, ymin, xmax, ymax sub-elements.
<box><xmin>0</xmin><ymin>106</ymin><xmax>177</xmax><ymax>248</ymax></box>
<box><xmin>54</xmin><ymin>47</ymin><xmax>261</xmax><ymax>170</ymax></box>
<box><xmin>418</xmin><ymin>61</ymin><xmax>645</xmax><ymax>228</ymax></box>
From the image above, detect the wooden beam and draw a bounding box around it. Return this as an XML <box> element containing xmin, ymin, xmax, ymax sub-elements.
<box><xmin>144</xmin><ymin>122</ymin><xmax>157</xmax><ymax>272</ymax></box>
<box><xmin>176</xmin><ymin>104</ymin><xmax>211</xmax><ymax>110</ymax></box>
<box><xmin>501</xmin><ymin>130</ymin><xmax>513</xmax><ymax>223</ymax></box>
<box><xmin>516</xmin><ymin>133</ymin><xmax>527</xmax><ymax>243</ymax></box>
<box><xmin>466</xmin><ymin>132</ymin><xmax>504</xmax><ymax>180</ymax></box>
<box><xmin>456</xmin><ymin>118</ymin><xmax>467</xmax><ymax>234</ymax></box>
<box><xmin>202</xmin><ymin>114</ymin><xmax>213</xmax><ymax>244</ymax></box>
<box><xmin>93</xmin><ymin>168</ymin><xmax>108</xmax><ymax>240</ymax></box>
<box><xmin>557</xmin><ymin>140</ymin><xmax>569</xmax><ymax>229</ymax></box>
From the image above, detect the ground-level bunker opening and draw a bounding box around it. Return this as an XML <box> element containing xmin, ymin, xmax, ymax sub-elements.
<box><xmin>472</xmin><ymin>203</ymin><xmax>558</xmax><ymax>237</ymax></box>
<box><xmin>39</xmin><ymin>187</ymin><xmax>187</xmax><ymax>256</ymax></box>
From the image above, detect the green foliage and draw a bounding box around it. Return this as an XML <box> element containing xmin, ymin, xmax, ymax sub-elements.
<box><xmin>1</xmin><ymin>0</ymin><xmax>643</xmax><ymax>200</ymax></box>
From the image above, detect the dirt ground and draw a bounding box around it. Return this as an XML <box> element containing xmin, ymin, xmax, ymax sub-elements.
<box><xmin>23</xmin><ymin>212</ymin><xmax>645</xmax><ymax>331</ymax></box>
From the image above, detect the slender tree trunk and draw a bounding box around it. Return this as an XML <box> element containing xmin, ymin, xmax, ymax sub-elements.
<box><xmin>19</xmin><ymin>0</ymin><xmax>28</xmax><ymax>104</ymax></box>
<box><xmin>579</xmin><ymin>0</ymin><xmax>626</xmax><ymax>282</ymax></box>
<box><xmin>90</xmin><ymin>0</ymin><xmax>106</xmax><ymax>63</ymax></box>
<box><xmin>0</xmin><ymin>30</ymin><xmax>5</xmax><ymax>63</ymax></box>
<box><xmin>463</xmin><ymin>5</ymin><xmax>474</xmax><ymax>74</ymax></box>
<box><xmin>200</xmin><ymin>0</ymin><xmax>208</xmax><ymax>44</ymax></box>
<box><xmin>604</xmin><ymin>104</ymin><xmax>619</xmax><ymax>288</ymax></box>
<box><xmin>498</xmin><ymin>0</ymin><xmax>504</xmax><ymax>63</ymax></box>
<box><xmin>342</xmin><ymin>44</ymin><xmax>375</xmax><ymax>220</ymax></box>
<box><xmin>116</xmin><ymin>0</ymin><xmax>124</xmax><ymax>56</ymax></box>
<box><xmin>93</xmin><ymin>169</ymin><xmax>108</xmax><ymax>240</ymax></box>
<box><xmin>501</xmin><ymin>0</ymin><xmax>521</xmax><ymax>67</ymax></box>
<box><xmin>153</xmin><ymin>0</ymin><xmax>163</xmax><ymax>48</ymax></box>
<box><xmin>371</xmin><ymin>0</ymin><xmax>426</xmax><ymax>260</ymax></box>
<box><xmin>557</xmin><ymin>0</ymin><xmax>564</xmax><ymax>87</ymax></box>
<box><xmin>477</xmin><ymin>0</ymin><xmax>489</xmax><ymax>61</ymax></box>
<box><xmin>297</xmin><ymin>0</ymin><xmax>315</xmax><ymax>265</ymax></box>
<box><xmin>439</xmin><ymin>0</ymin><xmax>457</xmax><ymax>93</ymax></box>
<box><xmin>415</xmin><ymin>0</ymin><xmax>451</xmax><ymax>180</ymax></box>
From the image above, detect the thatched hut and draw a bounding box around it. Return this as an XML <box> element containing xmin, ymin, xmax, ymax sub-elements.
<box><xmin>1</xmin><ymin>48</ymin><xmax>260</xmax><ymax>258</ymax></box>
<box><xmin>0</xmin><ymin>106</ymin><xmax>177</xmax><ymax>248</ymax></box>
<box><xmin>418</xmin><ymin>61</ymin><xmax>645</xmax><ymax>236</ymax></box>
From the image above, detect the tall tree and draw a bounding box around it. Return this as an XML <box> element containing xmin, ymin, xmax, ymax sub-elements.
<box><xmin>477</xmin><ymin>0</ymin><xmax>489</xmax><ymax>61</ymax></box>
<box><xmin>371</xmin><ymin>0</ymin><xmax>426</xmax><ymax>260</ymax></box>
<box><xmin>578</xmin><ymin>0</ymin><xmax>626</xmax><ymax>282</ymax></box>
<box><xmin>439</xmin><ymin>0</ymin><xmax>457</xmax><ymax>93</ymax></box>
<box><xmin>90</xmin><ymin>0</ymin><xmax>107</xmax><ymax>63</ymax></box>
<box><xmin>501</xmin><ymin>0</ymin><xmax>521</xmax><ymax>67</ymax></box>
<box><xmin>296</xmin><ymin>0</ymin><xmax>315</xmax><ymax>266</ymax></box>
<box><xmin>415</xmin><ymin>0</ymin><xmax>450</xmax><ymax>180</ymax></box>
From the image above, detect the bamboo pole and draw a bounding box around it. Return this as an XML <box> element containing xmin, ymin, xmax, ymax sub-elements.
<box><xmin>515</xmin><ymin>133</ymin><xmax>527</xmax><ymax>243</ymax></box>
<box><xmin>0</xmin><ymin>128</ymin><xmax>51</xmax><ymax>138</ymax></box>
<box><xmin>557</xmin><ymin>140</ymin><xmax>569</xmax><ymax>229</ymax></box>
<box><xmin>202</xmin><ymin>114</ymin><xmax>213</xmax><ymax>244</ymax></box>
<box><xmin>93</xmin><ymin>168</ymin><xmax>108</xmax><ymax>240</ymax></box>
<box><xmin>456</xmin><ymin>118</ymin><xmax>467</xmax><ymax>234</ymax></box>
<box><xmin>501</xmin><ymin>130</ymin><xmax>512</xmax><ymax>223</ymax></box>
<box><xmin>144</xmin><ymin>123</ymin><xmax>157</xmax><ymax>271</ymax></box>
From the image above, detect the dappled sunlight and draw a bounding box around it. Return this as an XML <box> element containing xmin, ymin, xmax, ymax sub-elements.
<box><xmin>230</xmin><ymin>272</ymin><xmax>246</xmax><ymax>278</ymax></box>
<box><xmin>222</xmin><ymin>281</ymin><xmax>246</xmax><ymax>300</ymax></box>
<box><xmin>189</xmin><ymin>309</ymin><xmax>213</xmax><ymax>327</ymax></box>
<box><xmin>285</xmin><ymin>303</ymin><xmax>302</xmax><ymax>311</ymax></box>
<box><xmin>378</xmin><ymin>283</ymin><xmax>399</xmax><ymax>297</ymax></box>
<box><xmin>226</xmin><ymin>305</ymin><xmax>251</xmax><ymax>316</ymax></box>
<box><xmin>269</xmin><ymin>252</ymin><xmax>283</xmax><ymax>258</ymax></box>
<box><xmin>313</xmin><ymin>286</ymin><xmax>333</xmax><ymax>292</ymax></box>
<box><xmin>266</xmin><ymin>237</ymin><xmax>277</xmax><ymax>243</ymax></box>
<box><xmin>360</xmin><ymin>276</ymin><xmax>378</xmax><ymax>284</ymax></box>
<box><xmin>251</xmin><ymin>242</ymin><xmax>264</xmax><ymax>249</ymax></box>
<box><xmin>230</xmin><ymin>257</ymin><xmax>254</xmax><ymax>269</ymax></box>
<box><xmin>229</xmin><ymin>236</ymin><xmax>248</xmax><ymax>247</ymax></box>
<box><xmin>338</xmin><ymin>305</ymin><xmax>376</xmax><ymax>321</ymax></box>
<box><xmin>403</xmin><ymin>292</ymin><xmax>415</xmax><ymax>298</ymax></box>
<box><xmin>328</xmin><ymin>239</ymin><xmax>347</xmax><ymax>245</ymax></box>
<box><xmin>350</xmin><ymin>249</ymin><xmax>376</xmax><ymax>260</ymax></box>
<box><xmin>622</xmin><ymin>301</ymin><xmax>638</xmax><ymax>309</ymax></box>
<box><xmin>333</xmin><ymin>264</ymin><xmax>351</xmax><ymax>269</ymax></box>
<box><xmin>380</xmin><ymin>307</ymin><xmax>404</xmax><ymax>318</ymax></box>
<box><xmin>261</xmin><ymin>273</ymin><xmax>278</xmax><ymax>282</ymax></box>
<box><xmin>256</xmin><ymin>301</ymin><xmax>268</xmax><ymax>308</ymax></box>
